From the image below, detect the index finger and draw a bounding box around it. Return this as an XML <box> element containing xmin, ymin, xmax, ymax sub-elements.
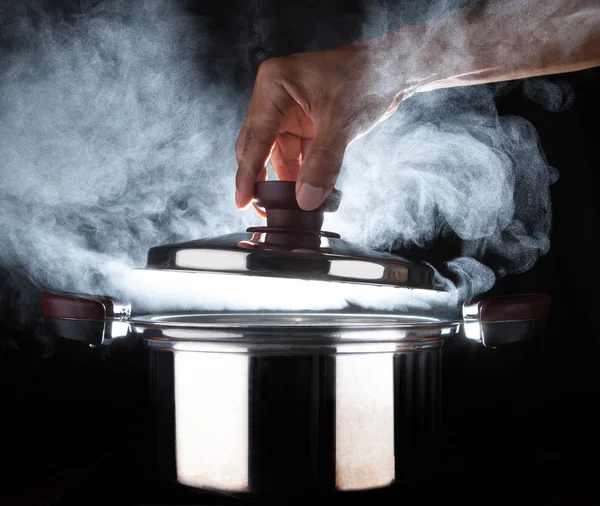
<box><xmin>235</xmin><ymin>67</ymin><xmax>295</xmax><ymax>209</ymax></box>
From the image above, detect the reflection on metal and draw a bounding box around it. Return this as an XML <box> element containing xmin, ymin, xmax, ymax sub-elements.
<box><xmin>111</xmin><ymin>301</ymin><xmax>132</xmax><ymax>319</ymax></box>
<box><xmin>147</xmin><ymin>340</ymin><xmax>437</xmax><ymax>354</ymax></box>
<box><xmin>145</xmin><ymin>232</ymin><xmax>434</xmax><ymax>289</ymax></box>
<box><xmin>335</xmin><ymin>354</ymin><xmax>395</xmax><ymax>490</ymax></box>
<box><xmin>125</xmin><ymin>266</ymin><xmax>450</xmax><ymax>314</ymax></box>
<box><xmin>149</xmin><ymin>343</ymin><xmax>443</xmax><ymax>495</ymax></box>
<box><xmin>462</xmin><ymin>301</ymin><xmax>484</xmax><ymax>342</ymax></box>
<box><xmin>328</xmin><ymin>260</ymin><xmax>387</xmax><ymax>281</ymax></box>
<box><xmin>175</xmin><ymin>249</ymin><xmax>249</xmax><ymax>272</ymax></box>
<box><xmin>107</xmin><ymin>320</ymin><xmax>130</xmax><ymax>340</ymax></box>
<box><xmin>461</xmin><ymin>301</ymin><xmax>480</xmax><ymax>320</ymax></box>
<box><xmin>135</xmin><ymin>312</ymin><xmax>446</xmax><ymax>328</ymax></box>
<box><xmin>463</xmin><ymin>320</ymin><xmax>483</xmax><ymax>342</ymax></box>
<box><xmin>134</xmin><ymin>312</ymin><xmax>461</xmax><ymax>350</ymax></box>
<box><xmin>175</xmin><ymin>352</ymin><xmax>249</xmax><ymax>491</ymax></box>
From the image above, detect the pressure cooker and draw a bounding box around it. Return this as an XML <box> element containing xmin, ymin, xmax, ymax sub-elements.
<box><xmin>41</xmin><ymin>181</ymin><xmax>550</xmax><ymax>499</ymax></box>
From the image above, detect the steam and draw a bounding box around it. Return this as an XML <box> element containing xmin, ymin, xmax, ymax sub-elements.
<box><xmin>0</xmin><ymin>0</ymin><xmax>574</xmax><ymax>323</ymax></box>
<box><xmin>328</xmin><ymin>82</ymin><xmax>560</xmax><ymax>306</ymax></box>
<box><xmin>0</xmin><ymin>0</ymin><xmax>256</xmax><ymax>317</ymax></box>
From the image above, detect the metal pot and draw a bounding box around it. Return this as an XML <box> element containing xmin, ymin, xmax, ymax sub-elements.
<box><xmin>40</xmin><ymin>181</ymin><xmax>551</xmax><ymax>498</ymax></box>
<box><xmin>40</xmin><ymin>294</ymin><xmax>549</xmax><ymax>498</ymax></box>
<box><xmin>146</xmin><ymin>313</ymin><xmax>446</xmax><ymax>495</ymax></box>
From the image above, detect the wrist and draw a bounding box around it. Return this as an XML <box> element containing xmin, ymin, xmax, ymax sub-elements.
<box><xmin>362</xmin><ymin>5</ymin><xmax>499</xmax><ymax>96</ymax></box>
<box><xmin>359</xmin><ymin>20</ymin><xmax>456</xmax><ymax>99</ymax></box>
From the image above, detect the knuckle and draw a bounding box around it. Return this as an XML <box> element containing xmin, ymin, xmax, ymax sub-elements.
<box><xmin>244</xmin><ymin>125</ymin><xmax>277</xmax><ymax>149</ymax></box>
<box><xmin>307</xmin><ymin>147</ymin><xmax>343</xmax><ymax>170</ymax></box>
<box><xmin>257</xmin><ymin>57</ymin><xmax>284</xmax><ymax>80</ymax></box>
<box><xmin>304</xmin><ymin>147</ymin><xmax>344</xmax><ymax>181</ymax></box>
<box><xmin>242</xmin><ymin>129</ymin><xmax>261</xmax><ymax>152</ymax></box>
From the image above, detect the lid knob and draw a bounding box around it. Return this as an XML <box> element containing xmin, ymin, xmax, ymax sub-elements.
<box><xmin>253</xmin><ymin>181</ymin><xmax>342</xmax><ymax>233</ymax></box>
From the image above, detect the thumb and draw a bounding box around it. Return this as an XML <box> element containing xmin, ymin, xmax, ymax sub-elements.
<box><xmin>295</xmin><ymin>129</ymin><xmax>348</xmax><ymax>211</ymax></box>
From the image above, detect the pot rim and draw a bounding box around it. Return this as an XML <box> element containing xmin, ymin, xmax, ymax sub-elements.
<box><xmin>132</xmin><ymin>312</ymin><xmax>460</xmax><ymax>351</ymax></box>
<box><xmin>129</xmin><ymin>311</ymin><xmax>452</xmax><ymax>329</ymax></box>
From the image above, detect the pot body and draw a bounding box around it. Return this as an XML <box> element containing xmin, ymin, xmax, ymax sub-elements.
<box><xmin>143</xmin><ymin>334</ymin><xmax>444</xmax><ymax>497</ymax></box>
<box><xmin>39</xmin><ymin>290</ymin><xmax>550</xmax><ymax>500</ymax></box>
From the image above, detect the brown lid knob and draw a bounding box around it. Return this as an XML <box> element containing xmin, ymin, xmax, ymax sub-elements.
<box><xmin>252</xmin><ymin>181</ymin><xmax>342</xmax><ymax>234</ymax></box>
<box><xmin>254</xmin><ymin>181</ymin><xmax>342</xmax><ymax>213</ymax></box>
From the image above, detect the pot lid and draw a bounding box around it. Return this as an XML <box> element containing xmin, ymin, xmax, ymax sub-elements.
<box><xmin>143</xmin><ymin>181</ymin><xmax>435</xmax><ymax>290</ymax></box>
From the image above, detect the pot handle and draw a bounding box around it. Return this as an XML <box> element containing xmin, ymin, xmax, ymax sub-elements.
<box><xmin>461</xmin><ymin>293</ymin><xmax>551</xmax><ymax>347</ymax></box>
<box><xmin>40</xmin><ymin>290</ymin><xmax>131</xmax><ymax>346</ymax></box>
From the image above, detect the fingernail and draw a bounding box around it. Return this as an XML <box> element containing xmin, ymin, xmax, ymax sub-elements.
<box><xmin>297</xmin><ymin>183</ymin><xmax>326</xmax><ymax>211</ymax></box>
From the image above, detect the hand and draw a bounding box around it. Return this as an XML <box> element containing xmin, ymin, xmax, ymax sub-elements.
<box><xmin>234</xmin><ymin>43</ymin><xmax>415</xmax><ymax>213</ymax></box>
<box><xmin>234</xmin><ymin>0</ymin><xmax>599</xmax><ymax>214</ymax></box>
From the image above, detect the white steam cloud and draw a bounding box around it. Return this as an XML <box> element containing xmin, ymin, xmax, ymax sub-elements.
<box><xmin>0</xmin><ymin>0</ymin><xmax>573</xmax><ymax>321</ymax></box>
<box><xmin>329</xmin><ymin>82</ymin><xmax>561</xmax><ymax>308</ymax></box>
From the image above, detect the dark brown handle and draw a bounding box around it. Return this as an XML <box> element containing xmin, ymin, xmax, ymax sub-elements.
<box><xmin>462</xmin><ymin>293</ymin><xmax>551</xmax><ymax>347</ymax></box>
<box><xmin>41</xmin><ymin>291</ymin><xmax>130</xmax><ymax>346</ymax></box>
<box><xmin>42</xmin><ymin>291</ymin><xmax>112</xmax><ymax>319</ymax></box>
<box><xmin>463</xmin><ymin>293</ymin><xmax>550</xmax><ymax>322</ymax></box>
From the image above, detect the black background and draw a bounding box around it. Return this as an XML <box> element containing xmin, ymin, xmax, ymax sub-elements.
<box><xmin>1</xmin><ymin>1</ymin><xmax>599</xmax><ymax>505</ymax></box>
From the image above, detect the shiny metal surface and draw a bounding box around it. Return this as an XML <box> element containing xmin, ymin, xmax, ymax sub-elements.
<box><xmin>145</xmin><ymin>232</ymin><xmax>435</xmax><ymax>289</ymax></box>
<box><xmin>140</xmin><ymin>313</ymin><xmax>447</xmax><ymax>495</ymax></box>
<box><xmin>147</xmin><ymin>343</ymin><xmax>443</xmax><ymax>496</ymax></box>
<box><xmin>131</xmin><ymin>312</ymin><xmax>459</xmax><ymax>352</ymax></box>
<box><xmin>133</xmin><ymin>312</ymin><xmax>447</xmax><ymax>328</ymax></box>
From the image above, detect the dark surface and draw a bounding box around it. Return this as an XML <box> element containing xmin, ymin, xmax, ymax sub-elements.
<box><xmin>1</xmin><ymin>332</ymin><xmax>598</xmax><ymax>506</ymax></box>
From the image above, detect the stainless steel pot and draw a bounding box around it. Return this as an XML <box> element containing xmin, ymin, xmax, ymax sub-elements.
<box><xmin>41</xmin><ymin>293</ymin><xmax>549</xmax><ymax>497</ymax></box>
<box><xmin>39</xmin><ymin>181</ymin><xmax>551</xmax><ymax>498</ymax></box>
<box><xmin>145</xmin><ymin>314</ymin><xmax>445</xmax><ymax>495</ymax></box>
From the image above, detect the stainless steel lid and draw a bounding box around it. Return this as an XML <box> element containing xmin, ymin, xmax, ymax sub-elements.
<box><xmin>144</xmin><ymin>233</ymin><xmax>434</xmax><ymax>288</ymax></box>
<box><xmin>144</xmin><ymin>181</ymin><xmax>435</xmax><ymax>290</ymax></box>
